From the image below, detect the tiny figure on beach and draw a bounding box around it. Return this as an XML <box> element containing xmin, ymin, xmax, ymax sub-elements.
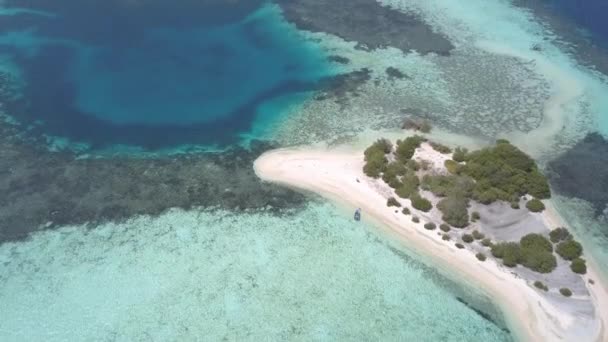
<box><xmin>354</xmin><ymin>208</ymin><xmax>361</xmax><ymax>221</ymax></box>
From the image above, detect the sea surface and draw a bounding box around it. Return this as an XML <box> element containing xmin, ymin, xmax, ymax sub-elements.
<box><xmin>1</xmin><ymin>0</ymin><xmax>608</xmax><ymax>340</ymax></box>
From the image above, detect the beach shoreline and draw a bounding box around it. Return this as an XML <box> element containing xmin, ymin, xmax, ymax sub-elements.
<box><xmin>254</xmin><ymin>145</ymin><xmax>608</xmax><ymax>342</ymax></box>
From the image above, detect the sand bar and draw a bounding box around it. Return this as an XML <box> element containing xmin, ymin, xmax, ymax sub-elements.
<box><xmin>254</xmin><ymin>146</ymin><xmax>608</xmax><ymax>342</ymax></box>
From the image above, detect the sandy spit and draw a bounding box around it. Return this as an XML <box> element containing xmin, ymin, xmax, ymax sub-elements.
<box><xmin>254</xmin><ymin>146</ymin><xmax>608</xmax><ymax>342</ymax></box>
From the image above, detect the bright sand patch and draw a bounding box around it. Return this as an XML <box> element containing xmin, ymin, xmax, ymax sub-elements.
<box><xmin>254</xmin><ymin>145</ymin><xmax>608</xmax><ymax>342</ymax></box>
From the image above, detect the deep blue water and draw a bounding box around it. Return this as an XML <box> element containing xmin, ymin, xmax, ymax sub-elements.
<box><xmin>547</xmin><ymin>0</ymin><xmax>608</xmax><ymax>47</ymax></box>
<box><xmin>0</xmin><ymin>1</ymin><xmax>331</xmax><ymax>150</ymax></box>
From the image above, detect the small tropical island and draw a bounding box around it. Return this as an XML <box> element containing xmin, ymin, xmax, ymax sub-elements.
<box><xmin>254</xmin><ymin>134</ymin><xmax>608</xmax><ymax>342</ymax></box>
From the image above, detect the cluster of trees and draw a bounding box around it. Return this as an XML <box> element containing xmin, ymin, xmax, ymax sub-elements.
<box><xmin>526</xmin><ymin>199</ymin><xmax>545</xmax><ymax>213</ymax></box>
<box><xmin>457</xmin><ymin>140</ymin><xmax>551</xmax><ymax>206</ymax></box>
<box><xmin>549</xmin><ymin>227</ymin><xmax>572</xmax><ymax>243</ymax></box>
<box><xmin>488</xmin><ymin>229</ymin><xmax>587</xmax><ymax>276</ymax></box>
<box><xmin>491</xmin><ymin>233</ymin><xmax>557</xmax><ymax>273</ymax></box>
<box><xmin>429</xmin><ymin>142</ymin><xmax>452</xmax><ymax>154</ymax></box>
<box><xmin>395</xmin><ymin>136</ymin><xmax>425</xmax><ymax>161</ymax></box>
<box><xmin>556</xmin><ymin>240</ymin><xmax>583</xmax><ymax>260</ymax></box>
<box><xmin>549</xmin><ymin>228</ymin><xmax>586</xmax><ymax>274</ymax></box>
<box><xmin>363</xmin><ymin>139</ymin><xmax>392</xmax><ymax>178</ymax></box>
<box><xmin>410</xmin><ymin>192</ymin><xmax>433</xmax><ymax>212</ymax></box>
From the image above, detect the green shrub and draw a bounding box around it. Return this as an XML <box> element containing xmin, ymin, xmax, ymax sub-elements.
<box><xmin>476</xmin><ymin>253</ymin><xmax>487</xmax><ymax>261</ymax></box>
<box><xmin>455</xmin><ymin>243</ymin><xmax>465</xmax><ymax>249</ymax></box>
<box><xmin>526</xmin><ymin>170</ymin><xmax>551</xmax><ymax>199</ymax></box>
<box><xmin>419</xmin><ymin>160</ymin><xmax>432</xmax><ymax>171</ymax></box>
<box><xmin>437</xmin><ymin>196</ymin><xmax>469</xmax><ymax>228</ymax></box>
<box><xmin>363</xmin><ymin>153</ymin><xmax>387</xmax><ymax>178</ymax></box>
<box><xmin>471</xmin><ymin>211</ymin><xmax>481</xmax><ymax>221</ymax></box>
<box><xmin>410</xmin><ymin>193</ymin><xmax>433</xmax><ymax>212</ymax></box>
<box><xmin>406</xmin><ymin>159</ymin><xmax>420</xmax><ymax>171</ymax></box>
<box><xmin>387</xmin><ymin>197</ymin><xmax>401</xmax><ymax>207</ymax></box>
<box><xmin>510</xmin><ymin>201</ymin><xmax>520</xmax><ymax>209</ymax></box>
<box><xmin>365</xmin><ymin>139</ymin><xmax>392</xmax><ymax>156</ymax></box>
<box><xmin>430</xmin><ymin>142</ymin><xmax>452</xmax><ymax>154</ymax></box>
<box><xmin>570</xmin><ymin>258</ymin><xmax>587</xmax><ymax>274</ymax></box>
<box><xmin>412</xmin><ymin>216</ymin><xmax>420</xmax><ymax>223</ymax></box>
<box><xmin>402</xmin><ymin>207</ymin><xmax>411</xmax><ymax>215</ymax></box>
<box><xmin>422</xmin><ymin>174</ymin><xmax>475</xmax><ymax>198</ymax></box>
<box><xmin>520</xmin><ymin>248</ymin><xmax>557</xmax><ymax>273</ymax></box>
<box><xmin>526</xmin><ymin>199</ymin><xmax>545</xmax><ymax>213</ymax></box>
<box><xmin>460</xmin><ymin>141</ymin><xmax>551</xmax><ymax>204</ymax></box>
<box><xmin>533</xmin><ymin>281</ymin><xmax>548</xmax><ymax>291</ymax></box>
<box><xmin>395</xmin><ymin>135</ymin><xmax>425</xmax><ymax>161</ymax></box>
<box><xmin>444</xmin><ymin>160</ymin><xmax>462</xmax><ymax>174</ymax></box>
<box><xmin>452</xmin><ymin>147</ymin><xmax>469</xmax><ymax>162</ymax></box>
<box><xmin>363</xmin><ymin>139</ymin><xmax>392</xmax><ymax>178</ymax></box>
<box><xmin>549</xmin><ymin>227</ymin><xmax>572</xmax><ymax>243</ymax></box>
<box><xmin>556</xmin><ymin>240</ymin><xmax>583</xmax><ymax>260</ymax></box>
<box><xmin>440</xmin><ymin>223</ymin><xmax>451</xmax><ymax>232</ymax></box>
<box><xmin>424</xmin><ymin>222</ymin><xmax>437</xmax><ymax>230</ymax></box>
<box><xmin>395</xmin><ymin>172</ymin><xmax>420</xmax><ymax>199</ymax></box>
<box><xmin>383</xmin><ymin>162</ymin><xmax>408</xmax><ymax>189</ymax></box>
<box><xmin>481</xmin><ymin>238</ymin><xmax>493</xmax><ymax>247</ymax></box>
<box><xmin>491</xmin><ymin>242</ymin><xmax>521</xmax><ymax>267</ymax></box>
<box><xmin>520</xmin><ymin>233</ymin><xmax>553</xmax><ymax>252</ymax></box>
<box><xmin>462</xmin><ymin>234</ymin><xmax>474</xmax><ymax>243</ymax></box>
<box><xmin>472</xmin><ymin>230</ymin><xmax>485</xmax><ymax>240</ymax></box>
<box><xmin>559</xmin><ymin>288</ymin><xmax>572</xmax><ymax>297</ymax></box>
<box><xmin>442</xmin><ymin>234</ymin><xmax>451</xmax><ymax>241</ymax></box>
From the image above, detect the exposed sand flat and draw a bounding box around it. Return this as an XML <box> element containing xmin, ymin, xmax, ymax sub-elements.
<box><xmin>254</xmin><ymin>146</ymin><xmax>608</xmax><ymax>342</ymax></box>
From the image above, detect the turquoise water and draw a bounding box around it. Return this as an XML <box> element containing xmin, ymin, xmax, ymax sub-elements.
<box><xmin>0</xmin><ymin>203</ymin><xmax>510</xmax><ymax>341</ymax></box>
<box><xmin>2</xmin><ymin>0</ymin><xmax>608</xmax><ymax>340</ymax></box>
<box><xmin>0</xmin><ymin>2</ymin><xmax>331</xmax><ymax>150</ymax></box>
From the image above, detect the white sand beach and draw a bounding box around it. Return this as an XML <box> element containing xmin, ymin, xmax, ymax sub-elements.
<box><xmin>254</xmin><ymin>145</ymin><xmax>608</xmax><ymax>342</ymax></box>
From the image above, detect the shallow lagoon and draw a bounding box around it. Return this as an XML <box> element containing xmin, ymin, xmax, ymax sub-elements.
<box><xmin>0</xmin><ymin>203</ymin><xmax>510</xmax><ymax>341</ymax></box>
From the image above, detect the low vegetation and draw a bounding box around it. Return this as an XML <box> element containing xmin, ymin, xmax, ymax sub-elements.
<box><xmin>556</xmin><ymin>240</ymin><xmax>583</xmax><ymax>261</ymax></box>
<box><xmin>549</xmin><ymin>227</ymin><xmax>572</xmax><ymax>243</ymax></box>
<box><xmin>520</xmin><ymin>233</ymin><xmax>552</xmax><ymax>252</ymax></box>
<box><xmin>491</xmin><ymin>233</ymin><xmax>557</xmax><ymax>273</ymax></box>
<box><xmin>442</xmin><ymin>234</ymin><xmax>451</xmax><ymax>241</ymax></box>
<box><xmin>570</xmin><ymin>258</ymin><xmax>587</xmax><ymax>274</ymax></box>
<box><xmin>560</xmin><ymin>288</ymin><xmax>573</xmax><ymax>297</ymax></box>
<box><xmin>363</xmin><ymin>139</ymin><xmax>392</xmax><ymax>178</ymax></box>
<box><xmin>471</xmin><ymin>211</ymin><xmax>481</xmax><ymax>221</ymax></box>
<box><xmin>472</xmin><ymin>230</ymin><xmax>485</xmax><ymax>240</ymax></box>
<box><xmin>461</xmin><ymin>140</ymin><xmax>551</xmax><ymax>203</ymax></box>
<box><xmin>533</xmin><ymin>281</ymin><xmax>548</xmax><ymax>291</ymax></box>
<box><xmin>387</xmin><ymin>197</ymin><xmax>401</xmax><ymax>207</ymax></box>
<box><xmin>429</xmin><ymin>142</ymin><xmax>452</xmax><ymax>154</ymax></box>
<box><xmin>455</xmin><ymin>243</ymin><xmax>465</xmax><ymax>249</ymax></box>
<box><xmin>444</xmin><ymin>160</ymin><xmax>462</xmax><ymax>174</ymax></box>
<box><xmin>437</xmin><ymin>195</ymin><xmax>469</xmax><ymax>228</ymax></box>
<box><xmin>481</xmin><ymin>238</ymin><xmax>493</xmax><ymax>247</ymax></box>
<box><xmin>410</xmin><ymin>192</ymin><xmax>433</xmax><ymax>212</ymax></box>
<box><xmin>362</xmin><ymin>139</ymin><xmax>563</xmax><ymax>277</ymax></box>
<box><xmin>476</xmin><ymin>253</ymin><xmax>487</xmax><ymax>261</ymax></box>
<box><xmin>452</xmin><ymin>147</ymin><xmax>468</xmax><ymax>162</ymax></box>
<box><xmin>395</xmin><ymin>135</ymin><xmax>425</xmax><ymax>162</ymax></box>
<box><xmin>526</xmin><ymin>199</ymin><xmax>545</xmax><ymax>213</ymax></box>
